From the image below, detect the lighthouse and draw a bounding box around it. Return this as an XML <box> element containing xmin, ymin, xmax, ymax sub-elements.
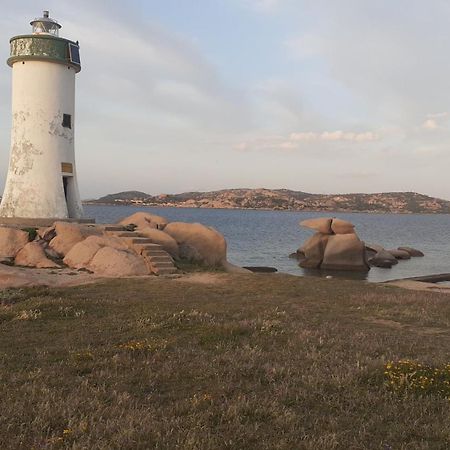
<box><xmin>0</xmin><ymin>11</ymin><xmax>84</xmax><ymax>221</ymax></box>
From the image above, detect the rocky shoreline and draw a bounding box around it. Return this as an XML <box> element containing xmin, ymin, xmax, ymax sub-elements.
<box><xmin>0</xmin><ymin>211</ymin><xmax>250</xmax><ymax>288</ymax></box>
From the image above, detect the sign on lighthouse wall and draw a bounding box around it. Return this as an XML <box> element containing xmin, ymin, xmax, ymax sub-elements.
<box><xmin>0</xmin><ymin>11</ymin><xmax>84</xmax><ymax>220</ymax></box>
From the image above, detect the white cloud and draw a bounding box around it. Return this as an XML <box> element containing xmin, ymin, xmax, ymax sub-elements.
<box><xmin>235</xmin><ymin>129</ymin><xmax>380</xmax><ymax>151</ymax></box>
<box><xmin>421</xmin><ymin>113</ymin><xmax>448</xmax><ymax>130</ymax></box>
<box><xmin>422</xmin><ymin>119</ymin><xmax>438</xmax><ymax>130</ymax></box>
<box><xmin>291</xmin><ymin>131</ymin><xmax>379</xmax><ymax>142</ymax></box>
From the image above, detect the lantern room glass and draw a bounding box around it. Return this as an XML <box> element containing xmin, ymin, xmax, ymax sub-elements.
<box><xmin>32</xmin><ymin>20</ymin><xmax>60</xmax><ymax>36</ymax></box>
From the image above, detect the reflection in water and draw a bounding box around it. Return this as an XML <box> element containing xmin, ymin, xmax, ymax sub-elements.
<box><xmin>85</xmin><ymin>204</ymin><xmax>450</xmax><ymax>283</ymax></box>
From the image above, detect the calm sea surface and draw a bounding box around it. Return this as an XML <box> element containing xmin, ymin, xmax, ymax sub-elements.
<box><xmin>84</xmin><ymin>205</ymin><xmax>450</xmax><ymax>283</ymax></box>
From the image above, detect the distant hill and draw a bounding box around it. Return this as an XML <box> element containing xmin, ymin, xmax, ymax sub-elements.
<box><xmin>95</xmin><ymin>191</ymin><xmax>150</xmax><ymax>203</ymax></box>
<box><xmin>85</xmin><ymin>188</ymin><xmax>450</xmax><ymax>213</ymax></box>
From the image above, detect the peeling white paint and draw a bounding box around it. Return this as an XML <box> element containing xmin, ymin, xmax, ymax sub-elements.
<box><xmin>0</xmin><ymin>60</ymin><xmax>83</xmax><ymax>219</ymax></box>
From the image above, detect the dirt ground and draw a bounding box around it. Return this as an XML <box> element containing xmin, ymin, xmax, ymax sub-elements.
<box><xmin>0</xmin><ymin>264</ymin><xmax>230</xmax><ymax>289</ymax></box>
<box><xmin>0</xmin><ymin>264</ymin><xmax>100</xmax><ymax>289</ymax></box>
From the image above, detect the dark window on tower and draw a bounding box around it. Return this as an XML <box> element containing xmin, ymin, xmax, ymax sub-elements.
<box><xmin>62</xmin><ymin>114</ymin><xmax>72</xmax><ymax>129</ymax></box>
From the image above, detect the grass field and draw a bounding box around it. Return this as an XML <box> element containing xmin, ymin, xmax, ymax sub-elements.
<box><xmin>0</xmin><ymin>273</ymin><xmax>449</xmax><ymax>449</ymax></box>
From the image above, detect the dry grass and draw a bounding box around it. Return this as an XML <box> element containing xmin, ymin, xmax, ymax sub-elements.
<box><xmin>0</xmin><ymin>274</ymin><xmax>449</xmax><ymax>449</ymax></box>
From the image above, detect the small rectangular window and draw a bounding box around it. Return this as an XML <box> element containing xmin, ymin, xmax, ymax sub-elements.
<box><xmin>62</xmin><ymin>114</ymin><xmax>72</xmax><ymax>129</ymax></box>
<box><xmin>68</xmin><ymin>43</ymin><xmax>81</xmax><ymax>65</ymax></box>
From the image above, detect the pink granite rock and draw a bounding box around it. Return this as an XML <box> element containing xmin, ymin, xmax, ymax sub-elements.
<box><xmin>15</xmin><ymin>242</ymin><xmax>59</xmax><ymax>269</ymax></box>
<box><xmin>119</xmin><ymin>212</ymin><xmax>168</xmax><ymax>230</ymax></box>
<box><xmin>88</xmin><ymin>247</ymin><xmax>148</xmax><ymax>277</ymax></box>
<box><xmin>300</xmin><ymin>218</ymin><xmax>333</xmax><ymax>235</ymax></box>
<box><xmin>0</xmin><ymin>227</ymin><xmax>29</xmax><ymax>258</ymax></box>
<box><xmin>164</xmin><ymin>222</ymin><xmax>226</xmax><ymax>266</ymax></box>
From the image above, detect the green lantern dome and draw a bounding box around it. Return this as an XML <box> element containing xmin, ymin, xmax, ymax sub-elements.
<box><xmin>7</xmin><ymin>11</ymin><xmax>81</xmax><ymax>73</ymax></box>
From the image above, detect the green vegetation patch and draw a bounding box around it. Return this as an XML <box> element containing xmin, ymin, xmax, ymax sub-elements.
<box><xmin>21</xmin><ymin>227</ymin><xmax>38</xmax><ymax>241</ymax></box>
<box><xmin>385</xmin><ymin>360</ymin><xmax>450</xmax><ymax>399</ymax></box>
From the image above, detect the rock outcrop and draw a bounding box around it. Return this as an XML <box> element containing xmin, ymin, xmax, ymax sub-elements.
<box><xmin>0</xmin><ymin>227</ymin><xmax>29</xmax><ymax>257</ymax></box>
<box><xmin>299</xmin><ymin>233</ymin><xmax>330</xmax><ymax>269</ymax></box>
<box><xmin>299</xmin><ymin>218</ymin><xmax>333</xmax><ymax>235</ymax></box>
<box><xmin>321</xmin><ymin>234</ymin><xmax>368</xmax><ymax>271</ymax></box>
<box><xmin>15</xmin><ymin>242</ymin><xmax>59</xmax><ymax>269</ymax></box>
<box><xmin>295</xmin><ymin>217</ymin><xmax>425</xmax><ymax>271</ymax></box>
<box><xmin>368</xmin><ymin>249</ymin><xmax>398</xmax><ymax>268</ymax></box>
<box><xmin>118</xmin><ymin>213</ymin><xmax>249</xmax><ymax>273</ymax></box>
<box><xmin>387</xmin><ymin>249</ymin><xmax>411</xmax><ymax>260</ymax></box>
<box><xmin>37</xmin><ymin>226</ymin><xmax>56</xmax><ymax>242</ymax></box>
<box><xmin>297</xmin><ymin>217</ymin><xmax>369</xmax><ymax>272</ymax></box>
<box><xmin>88</xmin><ymin>247</ymin><xmax>149</xmax><ymax>277</ymax></box>
<box><xmin>119</xmin><ymin>212</ymin><xmax>168</xmax><ymax>230</ymax></box>
<box><xmin>398</xmin><ymin>247</ymin><xmax>424</xmax><ymax>257</ymax></box>
<box><xmin>164</xmin><ymin>222</ymin><xmax>227</xmax><ymax>267</ymax></box>
<box><xmin>365</xmin><ymin>245</ymin><xmax>423</xmax><ymax>268</ymax></box>
<box><xmin>49</xmin><ymin>222</ymin><xmax>101</xmax><ymax>257</ymax></box>
<box><xmin>0</xmin><ymin>209</ymin><xmax>248</xmax><ymax>281</ymax></box>
<box><xmin>330</xmin><ymin>218</ymin><xmax>355</xmax><ymax>235</ymax></box>
<box><xmin>63</xmin><ymin>236</ymin><xmax>128</xmax><ymax>270</ymax></box>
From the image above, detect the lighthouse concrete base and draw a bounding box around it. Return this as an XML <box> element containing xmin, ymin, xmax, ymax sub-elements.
<box><xmin>0</xmin><ymin>217</ymin><xmax>95</xmax><ymax>228</ymax></box>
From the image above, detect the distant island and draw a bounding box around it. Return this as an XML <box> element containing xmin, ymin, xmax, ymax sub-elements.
<box><xmin>84</xmin><ymin>188</ymin><xmax>450</xmax><ymax>214</ymax></box>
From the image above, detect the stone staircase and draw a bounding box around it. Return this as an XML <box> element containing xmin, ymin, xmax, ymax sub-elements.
<box><xmin>103</xmin><ymin>226</ymin><xmax>177</xmax><ymax>276</ymax></box>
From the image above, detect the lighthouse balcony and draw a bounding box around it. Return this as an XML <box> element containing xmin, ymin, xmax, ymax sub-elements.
<box><xmin>8</xmin><ymin>35</ymin><xmax>81</xmax><ymax>72</ymax></box>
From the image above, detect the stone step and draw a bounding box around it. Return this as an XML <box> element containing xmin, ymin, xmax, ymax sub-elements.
<box><xmin>122</xmin><ymin>237</ymin><xmax>154</xmax><ymax>245</ymax></box>
<box><xmin>136</xmin><ymin>243</ymin><xmax>163</xmax><ymax>249</ymax></box>
<box><xmin>103</xmin><ymin>225</ymin><xmax>126</xmax><ymax>232</ymax></box>
<box><xmin>108</xmin><ymin>231</ymin><xmax>142</xmax><ymax>238</ymax></box>
<box><xmin>145</xmin><ymin>255</ymin><xmax>173</xmax><ymax>263</ymax></box>
<box><xmin>141</xmin><ymin>248</ymin><xmax>170</xmax><ymax>256</ymax></box>
<box><xmin>133</xmin><ymin>243</ymin><xmax>164</xmax><ymax>254</ymax></box>
<box><xmin>147</xmin><ymin>261</ymin><xmax>175</xmax><ymax>269</ymax></box>
<box><xmin>145</xmin><ymin>253</ymin><xmax>169</xmax><ymax>260</ymax></box>
<box><xmin>154</xmin><ymin>267</ymin><xmax>177</xmax><ymax>275</ymax></box>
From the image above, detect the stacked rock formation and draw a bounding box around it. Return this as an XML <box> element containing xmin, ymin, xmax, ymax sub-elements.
<box><xmin>0</xmin><ymin>212</ymin><xmax>249</xmax><ymax>277</ymax></box>
<box><xmin>296</xmin><ymin>218</ymin><xmax>369</xmax><ymax>272</ymax></box>
<box><xmin>293</xmin><ymin>217</ymin><xmax>425</xmax><ymax>271</ymax></box>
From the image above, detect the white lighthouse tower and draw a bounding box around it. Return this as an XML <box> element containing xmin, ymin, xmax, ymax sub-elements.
<box><xmin>0</xmin><ymin>11</ymin><xmax>84</xmax><ymax>221</ymax></box>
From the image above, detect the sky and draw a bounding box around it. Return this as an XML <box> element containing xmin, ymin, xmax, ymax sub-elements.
<box><xmin>1</xmin><ymin>0</ymin><xmax>450</xmax><ymax>199</ymax></box>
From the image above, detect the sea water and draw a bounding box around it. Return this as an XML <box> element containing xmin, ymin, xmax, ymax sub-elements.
<box><xmin>84</xmin><ymin>205</ymin><xmax>450</xmax><ymax>283</ymax></box>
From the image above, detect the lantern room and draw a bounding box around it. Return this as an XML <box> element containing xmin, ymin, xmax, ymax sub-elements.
<box><xmin>30</xmin><ymin>10</ymin><xmax>61</xmax><ymax>36</ymax></box>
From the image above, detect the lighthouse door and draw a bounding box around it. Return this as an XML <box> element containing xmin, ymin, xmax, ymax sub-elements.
<box><xmin>62</xmin><ymin>175</ymin><xmax>77</xmax><ymax>218</ymax></box>
<box><xmin>63</xmin><ymin>176</ymin><xmax>69</xmax><ymax>201</ymax></box>
<box><xmin>62</xmin><ymin>176</ymin><xmax>71</xmax><ymax>216</ymax></box>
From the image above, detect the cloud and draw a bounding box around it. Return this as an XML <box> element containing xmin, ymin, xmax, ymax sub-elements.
<box><xmin>422</xmin><ymin>119</ymin><xmax>438</xmax><ymax>130</ymax></box>
<box><xmin>235</xmin><ymin>129</ymin><xmax>380</xmax><ymax>151</ymax></box>
<box><xmin>290</xmin><ymin>131</ymin><xmax>379</xmax><ymax>142</ymax></box>
<box><xmin>421</xmin><ymin>112</ymin><xmax>448</xmax><ymax>130</ymax></box>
